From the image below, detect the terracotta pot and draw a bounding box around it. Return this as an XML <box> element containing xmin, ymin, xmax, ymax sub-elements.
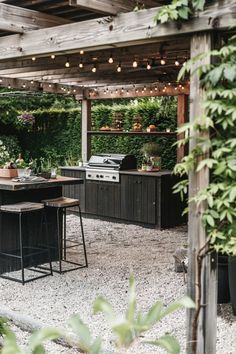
<box><xmin>0</xmin><ymin>168</ymin><xmax>18</xmax><ymax>178</ymax></box>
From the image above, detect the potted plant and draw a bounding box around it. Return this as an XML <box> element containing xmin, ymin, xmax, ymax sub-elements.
<box><xmin>0</xmin><ymin>140</ymin><xmax>17</xmax><ymax>178</ymax></box>
<box><xmin>141</xmin><ymin>142</ymin><xmax>161</xmax><ymax>171</ymax></box>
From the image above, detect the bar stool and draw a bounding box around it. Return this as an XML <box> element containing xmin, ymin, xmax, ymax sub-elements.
<box><xmin>0</xmin><ymin>202</ymin><xmax>53</xmax><ymax>285</ymax></box>
<box><xmin>42</xmin><ymin>197</ymin><xmax>88</xmax><ymax>273</ymax></box>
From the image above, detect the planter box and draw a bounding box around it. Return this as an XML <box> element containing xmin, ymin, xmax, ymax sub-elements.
<box><xmin>0</xmin><ymin>168</ymin><xmax>18</xmax><ymax>178</ymax></box>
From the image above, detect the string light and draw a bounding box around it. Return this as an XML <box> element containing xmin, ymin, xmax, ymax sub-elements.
<box><xmin>0</xmin><ymin>79</ymin><xmax>2</xmax><ymax>83</ymax></box>
<box><xmin>8</xmin><ymin>84</ymin><xmax>11</xmax><ymax>89</ymax></box>
<box><xmin>51</xmin><ymin>54</ymin><xmax>55</xmax><ymax>59</ymax></box>
<box><xmin>104</xmin><ymin>90</ymin><xmax>107</xmax><ymax>95</ymax></box>
<box><xmin>121</xmin><ymin>87</ymin><xmax>124</xmax><ymax>93</ymax></box>
<box><xmin>144</xmin><ymin>85</ymin><xmax>147</xmax><ymax>91</ymax></box>
<box><xmin>65</xmin><ymin>57</ymin><xmax>70</xmax><ymax>67</ymax></box>
<box><xmin>175</xmin><ymin>57</ymin><xmax>180</xmax><ymax>66</ymax></box>
<box><xmin>108</xmin><ymin>53</ymin><xmax>113</xmax><ymax>64</ymax></box>
<box><xmin>150</xmin><ymin>89</ymin><xmax>153</xmax><ymax>94</ymax></box>
<box><xmin>160</xmin><ymin>57</ymin><xmax>166</xmax><ymax>65</ymax></box>
<box><xmin>22</xmin><ymin>83</ymin><xmax>26</xmax><ymax>88</ymax></box>
<box><xmin>132</xmin><ymin>59</ymin><xmax>138</xmax><ymax>68</ymax></box>
<box><xmin>73</xmin><ymin>89</ymin><xmax>76</xmax><ymax>93</ymax></box>
<box><xmin>49</xmin><ymin>84</ymin><xmax>52</xmax><ymax>88</ymax></box>
<box><xmin>79</xmin><ymin>60</ymin><xmax>84</xmax><ymax>68</ymax></box>
<box><xmin>31</xmin><ymin>56</ymin><xmax>36</xmax><ymax>61</ymax></box>
<box><xmin>147</xmin><ymin>61</ymin><xmax>151</xmax><ymax>70</ymax></box>
<box><xmin>80</xmin><ymin>50</ymin><xmax>84</xmax><ymax>55</ymax></box>
<box><xmin>154</xmin><ymin>86</ymin><xmax>158</xmax><ymax>91</ymax></box>
<box><xmin>117</xmin><ymin>63</ymin><xmax>122</xmax><ymax>72</ymax></box>
<box><xmin>135</xmin><ymin>88</ymin><xmax>139</xmax><ymax>93</ymax></box>
<box><xmin>30</xmin><ymin>80</ymin><xmax>34</xmax><ymax>84</ymax></box>
<box><xmin>92</xmin><ymin>64</ymin><xmax>97</xmax><ymax>73</ymax></box>
<box><xmin>126</xmin><ymin>90</ymin><xmax>129</xmax><ymax>95</ymax></box>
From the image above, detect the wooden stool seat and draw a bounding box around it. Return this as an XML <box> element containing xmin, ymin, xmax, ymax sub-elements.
<box><xmin>0</xmin><ymin>202</ymin><xmax>44</xmax><ymax>213</ymax></box>
<box><xmin>42</xmin><ymin>197</ymin><xmax>80</xmax><ymax>208</ymax></box>
<box><xmin>42</xmin><ymin>196</ymin><xmax>87</xmax><ymax>273</ymax></box>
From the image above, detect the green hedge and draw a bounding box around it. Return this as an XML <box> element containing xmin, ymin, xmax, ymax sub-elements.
<box><xmin>0</xmin><ymin>94</ymin><xmax>177</xmax><ymax>169</ymax></box>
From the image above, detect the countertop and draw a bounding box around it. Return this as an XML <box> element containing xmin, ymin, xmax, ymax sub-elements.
<box><xmin>0</xmin><ymin>176</ymin><xmax>83</xmax><ymax>191</ymax></box>
<box><xmin>60</xmin><ymin>166</ymin><xmax>172</xmax><ymax>177</ymax></box>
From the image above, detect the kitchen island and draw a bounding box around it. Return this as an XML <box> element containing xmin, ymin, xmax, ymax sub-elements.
<box><xmin>61</xmin><ymin>167</ymin><xmax>185</xmax><ymax>229</ymax></box>
<box><xmin>0</xmin><ymin>176</ymin><xmax>83</xmax><ymax>274</ymax></box>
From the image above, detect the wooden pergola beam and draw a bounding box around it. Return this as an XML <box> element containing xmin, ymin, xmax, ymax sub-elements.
<box><xmin>0</xmin><ymin>76</ymin><xmax>83</xmax><ymax>96</ymax></box>
<box><xmin>0</xmin><ymin>3</ymin><xmax>71</xmax><ymax>33</ymax></box>
<box><xmin>69</xmin><ymin>0</ymin><xmax>134</xmax><ymax>15</ymax></box>
<box><xmin>0</xmin><ymin>1</ymin><xmax>234</xmax><ymax>60</ymax></box>
<box><xmin>84</xmin><ymin>83</ymin><xmax>190</xmax><ymax>99</ymax></box>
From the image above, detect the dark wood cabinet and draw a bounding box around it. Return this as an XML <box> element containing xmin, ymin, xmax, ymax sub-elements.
<box><xmin>60</xmin><ymin>168</ymin><xmax>184</xmax><ymax>228</ymax></box>
<box><xmin>61</xmin><ymin>169</ymin><xmax>86</xmax><ymax>212</ymax></box>
<box><xmin>120</xmin><ymin>175</ymin><xmax>156</xmax><ymax>224</ymax></box>
<box><xmin>86</xmin><ymin>181</ymin><xmax>120</xmax><ymax>218</ymax></box>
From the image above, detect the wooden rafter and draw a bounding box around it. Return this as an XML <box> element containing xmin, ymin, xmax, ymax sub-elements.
<box><xmin>69</xmin><ymin>0</ymin><xmax>134</xmax><ymax>15</ymax></box>
<box><xmin>0</xmin><ymin>3</ymin><xmax>72</xmax><ymax>33</ymax></box>
<box><xmin>0</xmin><ymin>76</ymin><xmax>83</xmax><ymax>96</ymax></box>
<box><xmin>0</xmin><ymin>1</ymin><xmax>234</xmax><ymax>60</ymax></box>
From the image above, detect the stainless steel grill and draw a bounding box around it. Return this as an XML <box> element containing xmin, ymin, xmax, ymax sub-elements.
<box><xmin>85</xmin><ymin>154</ymin><xmax>137</xmax><ymax>183</ymax></box>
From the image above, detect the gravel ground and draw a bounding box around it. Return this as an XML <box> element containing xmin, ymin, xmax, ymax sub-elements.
<box><xmin>0</xmin><ymin>215</ymin><xmax>235</xmax><ymax>353</ymax></box>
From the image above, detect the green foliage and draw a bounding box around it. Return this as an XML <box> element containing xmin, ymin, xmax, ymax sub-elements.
<box><xmin>92</xmin><ymin>97</ymin><xmax>177</xmax><ymax>169</ymax></box>
<box><xmin>93</xmin><ymin>274</ymin><xmax>195</xmax><ymax>352</ymax></box>
<box><xmin>174</xmin><ymin>33</ymin><xmax>236</xmax><ymax>255</ymax></box>
<box><xmin>0</xmin><ymin>94</ymin><xmax>177</xmax><ymax>169</ymax></box>
<box><xmin>155</xmin><ymin>0</ymin><xmax>206</xmax><ymax>24</ymax></box>
<box><xmin>0</xmin><ymin>276</ymin><xmax>195</xmax><ymax>354</ymax></box>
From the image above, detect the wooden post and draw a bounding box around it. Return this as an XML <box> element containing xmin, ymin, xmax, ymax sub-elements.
<box><xmin>177</xmin><ymin>94</ymin><xmax>188</xmax><ymax>162</ymax></box>
<box><xmin>81</xmin><ymin>99</ymin><xmax>91</xmax><ymax>162</ymax></box>
<box><xmin>187</xmin><ymin>33</ymin><xmax>217</xmax><ymax>354</ymax></box>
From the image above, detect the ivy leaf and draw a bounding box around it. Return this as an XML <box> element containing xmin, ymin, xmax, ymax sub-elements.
<box><xmin>229</xmin><ymin>187</ymin><xmax>236</xmax><ymax>202</ymax></box>
<box><xmin>192</xmin><ymin>0</ymin><xmax>206</xmax><ymax>11</ymax></box>
<box><xmin>196</xmin><ymin>159</ymin><xmax>216</xmax><ymax>172</ymax></box>
<box><xmin>224</xmin><ymin>66</ymin><xmax>236</xmax><ymax>82</ymax></box>
<box><xmin>206</xmin><ymin>215</ymin><xmax>215</xmax><ymax>227</ymax></box>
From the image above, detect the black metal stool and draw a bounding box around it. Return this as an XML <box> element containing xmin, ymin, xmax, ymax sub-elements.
<box><xmin>0</xmin><ymin>202</ymin><xmax>53</xmax><ymax>285</ymax></box>
<box><xmin>42</xmin><ymin>197</ymin><xmax>88</xmax><ymax>273</ymax></box>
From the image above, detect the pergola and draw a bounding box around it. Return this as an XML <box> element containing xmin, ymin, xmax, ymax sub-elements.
<box><xmin>0</xmin><ymin>1</ymin><xmax>235</xmax><ymax>353</ymax></box>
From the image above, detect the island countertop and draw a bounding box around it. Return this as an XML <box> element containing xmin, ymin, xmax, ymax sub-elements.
<box><xmin>0</xmin><ymin>176</ymin><xmax>83</xmax><ymax>191</ymax></box>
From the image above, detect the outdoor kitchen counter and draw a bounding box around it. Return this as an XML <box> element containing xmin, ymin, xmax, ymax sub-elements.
<box><xmin>0</xmin><ymin>176</ymin><xmax>83</xmax><ymax>274</ymax></box>
<box><xmin>61</xmin><ymin>167</ymin><xmax>184</xmax><ymax>229</ymax></box>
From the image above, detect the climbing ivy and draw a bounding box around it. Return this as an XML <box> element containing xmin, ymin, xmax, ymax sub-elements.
<box><xmin>154</xmin><ymin>0</ymin><xmax>206</xmax><ymax>24</ymax></box>
<box><xmin>174</xmin><ymin>34</ymin><xmax>236</xmax><ymax>255</ymax></box>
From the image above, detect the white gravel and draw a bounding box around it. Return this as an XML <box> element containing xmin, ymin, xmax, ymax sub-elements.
<box><xmin>0</xmin><ymin>215</ymin><xmax>235</xmax><ymax>353</ymax></box>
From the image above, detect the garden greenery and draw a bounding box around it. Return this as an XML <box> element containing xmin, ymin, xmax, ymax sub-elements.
<box><xmin>155</xmin><ymin>0</ymin><xmax>206</xmax><ymax>24</ymax></box>
<box><xmin>0</xmin><ymin>96</ymin><xmax>177</xmax><ymax>169</ymax></box>
<box><xmin>0</xmin><ymin>275</ymin><xmax>195</xmax><ymax>354</ymax></box>
<box><xmin>174</xmin><ymin>34</ymin><xmax>236</xmax><ymax>255</ymax></box>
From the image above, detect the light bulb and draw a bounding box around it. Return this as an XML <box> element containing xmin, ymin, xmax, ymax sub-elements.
<box><xmin>154</xmin><ymin>86</ymin><xmax>158</xmax><ymax>91</ymax></box>
<box><xmin>126</xmin><ymin>90</ymin><xmax>129</xmax><ymax>95</ymax></box>
<box><xmin>65</xmin><ymin>58</ymin><xmax>70</xmax><ymax>67</ymax></box>
<box><xmin>117</xmin><ymin>63</ymin><xmax>121</xmax><ymax>72</ymax></box>
<box><xmin>144</xmin><ymin>86</ymin><xmax>147</xmax><ymax>91</ymax></box>
<box><xmin>108</xmin><ymin>54</ymin><xmax>113</xmax><ymax>64</ymax></box>
<box><xmin>32</xmin><ymin>56</ymin><xmax>36</xmax><ymax>61</ymax></box>
<box><xmin>92</xmin><ymin>64</ymin><xmax>97</xmax><ymax>73</ymax></box>
<box><xmin>30</xmin><ymin>80</ymin><xmax>34</xmax><ymax>84</ymax></box>
<box><xmin>147</xmin><ymin>61</ymin><xmax>151</xmax><ymax>70</ymax></box>
<box><xmin>175</xmin><ymin>58</ymin><xmax>180</xmax><ymax>66</ymax></box>
<box><xmin>160</xmin><ymin>57</ymin><xmax>166</xmax><ymax>65</ymax></box>
<box><xmin>79</xmin><ymin>60</ymin><xmax>83</xmax><ymax>68</ymax></box>
<box><xmin>22</xmin><ymin>83</ymin><xmax>26</xmax><ymax>88</ymax></box>
<box><xmin>121</xmin><ymin>87</ymin><xmax>124</xmax><ymax>93</ymax></box>
<box><xmin>51</xmin><ymin>54</ymin><xmax>55</xmax><ymax>59</ymax></box>
<box><xmin>133</xmin><ymin>59</ymin><xmax>138</xmax><ymax>68</ymax></box>
<box><xmin>49</xmin><ymin>84</ymin><xmax>52</xmax><ymax>88</ymax></box>
<box><xmin>80</xmin><ymin>50</ymin><xmax>84</xmax><ymax>55</ymax></box>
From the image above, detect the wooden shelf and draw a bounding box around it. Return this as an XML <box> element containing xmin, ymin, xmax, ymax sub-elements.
<box><xmin>87</xmin><ymin>131</ymin><xmax>176</xmax><ymax>136</ymax></box>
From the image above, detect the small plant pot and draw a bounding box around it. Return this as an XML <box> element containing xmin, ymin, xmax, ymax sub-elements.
<box><xmin>0</xmin><ymin>168</ymin><xmax>18</xmax><ymax>178</ymax></box>
<box><xmin>38</xmin><ymin>172</ymin><xmax>51</xmax><ymax>179</ymax></box>
<box><xmin>217</xmin><ymin>254</ymin><xmax>230</xmax><ymax>304</ymax></box>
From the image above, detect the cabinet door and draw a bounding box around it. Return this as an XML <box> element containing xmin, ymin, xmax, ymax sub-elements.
<box><xmin>85</xmin><ymin>181</ymin><xmax>121</xmax><ymax>218</ymax></box>
<box><xmin>97</xmin><ymin>183</ymin><xmax>120</xmax><ymax>218</ymax></box>
<box><xmin>61</xmin><ymin>169</ymin><xmax>86</xmax><ymax>212</ymax></box>
<box><xmin>121</xmin><ymin>175</ymin><xmax>156</xmax><ymax>224</ymax></box>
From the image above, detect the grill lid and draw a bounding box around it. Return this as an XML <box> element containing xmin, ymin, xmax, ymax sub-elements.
<box><xmin>87</xmin><ymin>153</ymin><xmax>137</xmax><ymax>170</ymax></box>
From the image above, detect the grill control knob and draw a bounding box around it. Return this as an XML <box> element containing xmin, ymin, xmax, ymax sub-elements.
<box><xmin>112</xmin><ymin>176</ymin><xmax>116</xmax><ymax>180</ymax></box>
<box><xmin>96</xmin><ymin>174</ymin><xmax>99</xmax><ymax>178</ymax></box>
<box><xmin>100</xmin><ymin>175</ymin><xmax>104</xmax><ymax>178</ymax></box>
<box><xmin>88</xmin><ymin>174</ymin><xmax>91</xmax><ymax>177</ymax></box>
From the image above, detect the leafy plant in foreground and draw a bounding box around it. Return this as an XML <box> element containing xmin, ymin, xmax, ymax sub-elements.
<box><xmin>0</xmin><ymin>275</ymin><xmax>195</xmax><ymax>354</ymax></box>
<box><xmin>174</xmin><ymin>34</ymin><xmax>236</xmax><ymax>255</ymax></box>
